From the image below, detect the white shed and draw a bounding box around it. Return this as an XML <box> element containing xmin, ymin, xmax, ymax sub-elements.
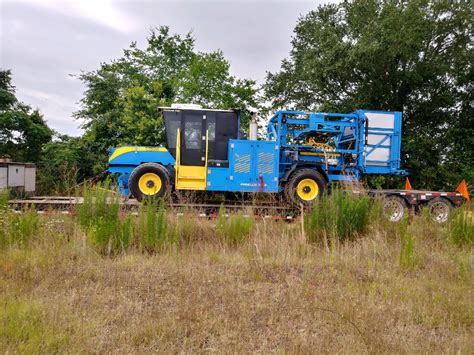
<box><xmin>0</xmin><ymin>160</ymin><xmax>36</xmax><ymax>197</ymax></box>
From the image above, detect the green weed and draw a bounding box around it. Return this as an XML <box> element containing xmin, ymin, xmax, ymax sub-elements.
<box><xmin>76</xmin><ymin>179</ymin><xmax>114</xmax><ymax>229</ymax></box>
<box><xmin>4</xmin><ymin>206</ymin><xmax>39</xmax><ymax>248</ymax></box>
<box><xmin>0</xmin><ymin>189</ymin><xmax>8</xmax><ymax>210</ymax></box>
<box><xmin>305</xmin><ymin>189</ymin><xmax>371</xmax><ymax>244</ymax></box>
<box><xmin>0</xmin><ymin>299</ymin><xmax>69</xmax><ymax>353</ymax></box>
<box><xmin>217</xmin><ymin>206</ymin><xmax>253</xmax><ymax>246</ymax></box>
<box><xmin>449</xmin><ymin>207</ymin><xmax>474</xmax><ymax>246</ymax></box>
<box><xmin>139</xmin><ymin>199</ymin><xmax>168</xmax><ymax>252</ymax></box>
<box><xmin>399</xmin><ymin>213</ymin><xmax>416</xmax><ymax>269</ymax></box>
<box><xmin>0</xmin><ymin>190</ymin><xmax>9</xmax><ymax>248</ymax></box>
<box><xmin>76</xmin><ymin>180</ymin><xmax>131</xmax><ymax>255</ymax></box>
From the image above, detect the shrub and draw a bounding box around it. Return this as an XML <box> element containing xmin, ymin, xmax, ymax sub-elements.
<box><xmin>449</xmin><ymin>207</ymin><xmax>474</xmax><ymax>246</ymax></box>
<box><xmin>305</xmin><ymin>189</ymin><xmax>371</xmax><ymax>244</ymax></box>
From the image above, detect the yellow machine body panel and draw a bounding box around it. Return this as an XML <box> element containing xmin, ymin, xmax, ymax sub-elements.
<box><xmin>175</xmin><ymin>165</ymin><xmax>207</xmax><ymax>190</ymax></box>
<box><xmin>174</xmin><ymin>128</ymin><xmax>209</xmax><ymax>191</ymax></box>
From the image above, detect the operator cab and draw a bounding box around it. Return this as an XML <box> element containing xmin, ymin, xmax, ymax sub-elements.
<box><xmin>162</xmin><ymin>107</ymin><xmax>239</xmax><ymax>168</ymax></box>
<box><xmin>161</xmin><ymin>106</ymin><xmax>240</xmax><ymax>190</ymax></box>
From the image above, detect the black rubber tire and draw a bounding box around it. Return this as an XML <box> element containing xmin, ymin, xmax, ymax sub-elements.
<box><xmin>284</xmin><ymin>169</ymin><xmax>327</xmax><ymax>207</ymax></box>
<box><xmin>382</xmin><ymin>195</ymin><xmax>407</xmax><ymax>222</ymax></box>
<box><xmin>128</xmin><ymin>163</ymin><xmax>171</xmax><ymax>201</ymax></box>
<box><xmin>427</xmin><ymin>197</ymin><xmax>452</xmax><ymax>224</ymax></box>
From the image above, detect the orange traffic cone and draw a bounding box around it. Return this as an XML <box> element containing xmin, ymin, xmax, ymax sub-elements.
<box><xmin>455</xmin><ymin>179</ymin><xmax>470</xmax><ymax>201</ymax></box>
<box><xmin>405</xmin><ymin>177</ymin><xmax>412</xmax><ymax>190</ymax></box>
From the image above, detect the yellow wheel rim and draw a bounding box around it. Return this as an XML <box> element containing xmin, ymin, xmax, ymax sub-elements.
<box><xmin>138</xmin><ymin>173</ymin><xmax>162</xmax><ymax>196</ymax></box>
<box><xmin>296</xmin><ymin>178</ymin><xmax>319</xmax><ymax>201</ymax></box>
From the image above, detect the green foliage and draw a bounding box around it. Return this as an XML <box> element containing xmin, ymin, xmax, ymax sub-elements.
<box><xmin>217</xmin><ymin>206</ymin><xmax>253</xmax><ymax>246</ymax></box>
<box><xmin>399</xmin><ymin>213</ymin><xmax>416</xmax><ymax>269</ymax></box>
<box><xmin>0</xmin><ymin>190</ymin><xmax>10</xmax><ymax>248</ymax></box>
<box><xmin>76</xmin><ymin>181</ymin><xmax>130</xmax><ymax>255</ymax></box>
<box><xmin>0</xmin><ymin>69</ymin><xmax>52</xmax><ymax>162</ymax></box>
<box><xmin>264</xmin><ymin>0</ymin><xmax>473</xmax><ymax>191</ymax></box>
<box><xmin>36</xmin><ymin>134</ymin><xmax>99</xmax><ymax>195</ymax></box>
<box><xmin>76</xmin><ymin>26</ymin><xmax>258</xmax><ymax>164</ymax></box>
<box><xmin>0</xmin><ymin>189</ymin><xmax>8</xmax><ymax>210</ymax></box>
<box><xmin>138</xmin><ymin>199</ymin><xmax>168</xmax><ymax>251</ymax></box>
<box><xmin>305</xmin><ymin>189</ymin><xmax>371</xmax><ymax>243</ymax></box>
<box><xmin>0</xmin><ymin>300</ymin><xmax>69</xmax><ymax>353</ymax></box>
<box><xmin>449</xmin><ymin>208</ymin><xmax>474</xmax><ymax>246</ymax></box>
<box><xmin>0</xmin><ymin>205</ymin><xmax>39</xmax><ymax>249</ymax></box>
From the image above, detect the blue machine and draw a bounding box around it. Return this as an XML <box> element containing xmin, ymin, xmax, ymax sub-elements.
<box><xmin>108</xmin><ymin>107</ymin><xmax>405</xmax><ymax>205</ymax></box>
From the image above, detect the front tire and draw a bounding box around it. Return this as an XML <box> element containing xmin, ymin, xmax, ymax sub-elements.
<box><xmin>284</xmin><ymin>169</ymin><xmax>327</xmax><ymax>207</ymax></box>
<box><xmin>128</xmin><ymin>163</ymin><xmax>170</xmax><ymax>201</ymax></box>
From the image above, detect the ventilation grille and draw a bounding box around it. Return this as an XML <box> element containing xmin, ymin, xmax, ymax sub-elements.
<box><xmin>258</xmin><ymin>152</ymin><xmax>274</xmax><ymax>175</ymax></box>
<box><xmin>234</xmin><ymin>153</ymin><xmax>250</xmax><ymax>173</ymax></box>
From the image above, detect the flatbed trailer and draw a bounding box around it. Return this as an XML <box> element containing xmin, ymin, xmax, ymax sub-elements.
<box><xmin>370</xmin><ymin>189</ymin><xmax>464</xmax><ymax>223</ymax></box>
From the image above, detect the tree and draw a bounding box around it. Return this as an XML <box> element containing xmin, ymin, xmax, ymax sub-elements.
<box><xmin>264</xmin><ymin>0</ymin><xmax>473</xmax><ymax>191</ymax></box>
<box><xmin>76</xmin><ymin>26</ymin><xmax>259</xmax><ymax>156</ymax></box>
<box><xmin>36</xmin><ymin>134</ymin><xmax>98</xmax><ymax>194</ymax></box>
<box><xmin>0</xmin><ymin>69</ymin><xmax>52</xmax><ymax>162</ymax></box>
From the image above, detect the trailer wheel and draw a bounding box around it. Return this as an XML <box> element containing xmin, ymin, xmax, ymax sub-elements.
<box><xmin>382</xmin><ymin>195</ymin><xmax>407</xmax><ymax>222</ymax></box>
<box><xmin>285</xmin><ymin>169</ymin><xmax>326</xmax><ymax>206</ymax></box>
<box><xmin>427</xmin><ymin>197</ymin><xmax>452</xmax><ymax>224</ymax></box>
<box><xmin>128</xmin><ymin>163</ymin><xmax>170</xmax><ymax>201</ymax></box>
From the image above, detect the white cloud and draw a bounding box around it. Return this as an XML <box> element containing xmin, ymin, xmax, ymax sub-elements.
<box><xmin>6</xmin><ymin>0</ymin><xmax>138</xmax><ymax>33</ymax></box>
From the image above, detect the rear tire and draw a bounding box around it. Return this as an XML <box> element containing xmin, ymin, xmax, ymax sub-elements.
<box><xmin>427</xmin><ymin>197</ymin><xmax>452</xmax><ymax>224</ymax></box>
<box><xmin>382</xmin><ymin>195</ymin><xmax>407</xmax><ymax>222</ymax></box>
<box><xmin>128</xmin><ymin>163</ymin><xmax>170</xmax><ymax>201</ymax></box>
<box><xmin>284</xmin><ymin>169</ymin><xmax>327</xmax><ymax>207</ymax></box>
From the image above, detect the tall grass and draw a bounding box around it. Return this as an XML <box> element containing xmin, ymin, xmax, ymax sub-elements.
<box><xmin>0</xmin><ymin>300</ymin><xmax>70</xmax><ymax>353</ymax></box>
<box><xmin>449</xmin><ymin>207</ymin><xmax>474</xmax><ymax>246</ymax></box>
<box><xmin>0</xmin><ymin>189</ymin><xmax>8</xmax><ymax>210</ymax></box>
<box><xmin>0</xmin><ymin>191</ymin><xmax>39</xmax><ymax>249</ymax></box>
<box><xmin>399</xmin><ymin>213</ymin><xmax>416</xmax><ymax>269</ymax></box>
<box><xmin>76</xmin><ymin>179</ymin><xmax>115</xmax><ymax>230</ymax></box>
<box><xmin>304</xmin><ymin>188</ymin><xmax>371</xmax><ymax>244</ymax></box>
<box><xmin>76</xmin><ymin>180</ymin><xmax>130</xmax><ymax>255</ymax></box>
<box><xmin>138</xmin><ymin>198</ymin><xmax>168</xmax><ymax>252</ymax></box>
<box><xmin>217</xmin><ymin>205</ymin><xmax>253</xmax><ymax>246</ymax></box>
<box><xmin>0</xmin><ymin>190</ymin><xmax>9</xmax><ymax>248</ymax></box>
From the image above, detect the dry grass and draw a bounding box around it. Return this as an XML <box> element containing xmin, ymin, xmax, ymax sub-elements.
<box><xmin>1</xmin><ymin>199</ymin><xmax>473</xmax><ymax>352</ymax></box>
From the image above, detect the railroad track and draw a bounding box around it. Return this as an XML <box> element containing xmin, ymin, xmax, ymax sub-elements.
<box><xmin>8</xmin><ymin>196</ymin><xmax>299</xmax><ymax>220</ymax></box>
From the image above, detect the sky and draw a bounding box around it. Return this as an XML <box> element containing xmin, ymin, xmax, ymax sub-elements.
<box><xmin>0</xmin><ymin>0</ymin><xmax>328</xmax><ymax>136</ymax></box>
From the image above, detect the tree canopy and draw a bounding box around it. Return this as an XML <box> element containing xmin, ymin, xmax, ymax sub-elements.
<box><xmin>264</xmin><ymin>0</ymin><xmax>473</xmax><ymax>190</ymax></box>
<box><xmin>76</xmin><ymin>26</ymin><xmax>259</xmax><ymax>153</ymax></box>
<box><xmin>0</xmin><ymin>69</ymin><xmax>52</xmax><ymax>162</ymax></box>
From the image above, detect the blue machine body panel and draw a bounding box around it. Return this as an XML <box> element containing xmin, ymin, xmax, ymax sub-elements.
<box><xmin>206</xmin><ymin>140</ymin><xmax>279</xmax><ymax>193</ymax></box>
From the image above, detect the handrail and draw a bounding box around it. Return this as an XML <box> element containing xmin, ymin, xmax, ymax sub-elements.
<box><xmin>205</xmin><ymin>129</ymin><xmax>209</xmax><ymax>185</ymax></box>
<box><xmin>175</xmin><ymin>128</ymin><xmax>180</xmax><ymax>186</ymax></box>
